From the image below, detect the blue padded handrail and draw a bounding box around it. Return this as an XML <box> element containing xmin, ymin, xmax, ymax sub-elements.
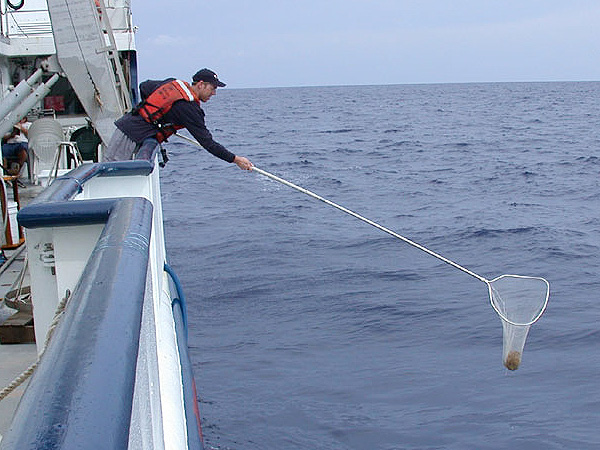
<box><xmin>2</xmin><ymin>196</ymin><xmax>153</xmax><ymax>449</ymax></box>
<box><xmin>2</xmin><ymin>146</ymin><xmax>161</xmax><ymax>449</ymax></box>
<box><xmin>31</xmin><ymin>158</ymin><xmax>157</xmax><ymax>205</ymax></box>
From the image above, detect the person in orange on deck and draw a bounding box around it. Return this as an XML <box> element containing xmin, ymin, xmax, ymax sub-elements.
<box><xmin>102</xmin><ymin>68</ymin><xmax>252</xmax><ymax>170</ymax></box>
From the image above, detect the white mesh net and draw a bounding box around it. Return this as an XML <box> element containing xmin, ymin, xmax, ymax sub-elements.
<box><xmin>488</xmin><ymin>275</ymin><xmax>549</xmax><ymax>370</ymax></box>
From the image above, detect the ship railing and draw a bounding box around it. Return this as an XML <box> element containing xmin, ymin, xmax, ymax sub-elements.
<box><xmin>0</xmin><ymin>4</ymin><xmax>50</xmax><ymax>38</ymax></box>
<box><xmin>1</xmin><ymin>143</ymin><xmax>202</xmax><ymax>449</ymax></box>
<box><xmin>1</xmin><ymin>1</ymin><xmax>133</xmax><ymax>40</ymax></box>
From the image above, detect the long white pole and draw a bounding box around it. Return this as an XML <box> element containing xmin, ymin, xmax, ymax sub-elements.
<box><xmin>251</xmin><ymin>166</ymin><xmax>489</xmax><ymax>284</ymax></box>
<box><xmin>175</xmin><ymin>131</ymin><xmax>488</xmax><ymax>283</ymax></box>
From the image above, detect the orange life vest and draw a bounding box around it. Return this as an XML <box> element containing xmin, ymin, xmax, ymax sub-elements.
<box><xmin>136</xmin><ymin>79</ymin><xmax>199</xmax><ymax>142</ymax></box>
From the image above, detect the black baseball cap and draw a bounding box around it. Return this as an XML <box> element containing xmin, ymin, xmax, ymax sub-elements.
<box><xmin>192</xmin><ymin>68</ymin><xmax>226</xmax><ymax>87</ymax></box>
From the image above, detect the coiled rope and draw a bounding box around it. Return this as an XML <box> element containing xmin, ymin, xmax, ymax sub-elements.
<box><xmin>0</xmin><ymin>289</ymin><xmax>71</xmax><ymax>402</ymax></box>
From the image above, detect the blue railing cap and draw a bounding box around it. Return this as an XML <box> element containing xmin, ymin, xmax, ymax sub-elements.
<box><xmin>30</xmin><ymin>158</ymin><xmax>156</xmax><ymax>205</ymax></box>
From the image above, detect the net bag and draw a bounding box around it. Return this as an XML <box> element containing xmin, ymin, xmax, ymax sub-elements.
<box><xmin>488</xmin><ymin>275</ymin><xmax>549</xmax><ymax>370</ymax></box>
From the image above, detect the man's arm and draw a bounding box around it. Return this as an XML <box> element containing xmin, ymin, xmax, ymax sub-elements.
<box><xmin>168</xmin><ymin>101</ymin><xmax>236</xmax><ymax>162</ymax></box>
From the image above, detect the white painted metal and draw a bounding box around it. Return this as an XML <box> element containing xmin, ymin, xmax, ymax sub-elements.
<box><xmin>158</xmin><ymin>272</ymin><xmax>188</xmax><ymax>450</ymax></box>
<box><xmin>0</xmin><ymin>73</ymin><xmax>59</xmax><ymax>137</ymax></box>
<box><xmin>128</xmin><ymin>271</ymin><xmax>165</xmax><ymax>450</ymax></box>
<box><xmin>0</xmin><ymin>68</ymin><xmax>42</xmax><ymax>118</ymax></box>
<box><xmin>24</xmin><ymin>227</ymin><xmax>59</xmax><ymax>355</ymax></box>
<box><xmin>27</xmin><ymin>222</ymin><xmax>104</xmax><ymax>355</ymax></box>
<box><xmin>53</xmin><ymin>224</ymin><xmax>104</xmax><ymax>307</ymax></box>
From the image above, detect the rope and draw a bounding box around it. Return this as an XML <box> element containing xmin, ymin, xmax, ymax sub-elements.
<box><xmin>0</xmin><ymin>289</ymin><xmax>71</xmax><ymax>402</ymax></box>
<box><xmin>4</xmin><ymin>256</ymin><xmax>28</xmax><ymax>311</ymax></box>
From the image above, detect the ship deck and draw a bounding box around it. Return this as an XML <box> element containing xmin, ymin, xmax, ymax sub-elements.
<box><xmin>0</xmin><ymin>179</ymin><xmax>44</xmax><ymax>441</ymax></box>
<box><xmin>0</xmin><ymin>342</ymin><xmax>37</xmax><ymax>438</ymax></box>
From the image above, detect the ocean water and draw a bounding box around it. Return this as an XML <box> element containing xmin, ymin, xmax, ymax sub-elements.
<box><xmin>161</xmin><ymin>82</ymin><xmax>600</xmax><ymax>450</ymax></box>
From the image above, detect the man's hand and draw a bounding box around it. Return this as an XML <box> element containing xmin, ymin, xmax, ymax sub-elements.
<box><xmin>233</xmin><ymin>155</ymin><xmax>253</xmax><ymax>170</ymax></box>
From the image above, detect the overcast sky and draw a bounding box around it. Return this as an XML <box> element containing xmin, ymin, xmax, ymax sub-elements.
<box><xmin>131</xmin><ymin>0</ymin><xmax>599</xmax><ymax>89</ymax></box>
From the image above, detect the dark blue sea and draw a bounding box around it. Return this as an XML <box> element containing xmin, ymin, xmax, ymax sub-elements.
<box><xmin>161</xmin><ymin>82</ymin><xmax>600</xmax><ymax>450</ymax></box>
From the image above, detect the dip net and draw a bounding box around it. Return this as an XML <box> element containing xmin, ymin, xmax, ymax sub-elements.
<box><xmin>174</xmin><ymin>135</ymin><xmax>552</xmax><ymax>371</ymax></box>
<box><xmin>249</xmin><ymin>166</ymin><xmax>550</xmax><ymax>370</ymax></box>
<box><xmin>488</xmin><ymin>275</ymin><xmax>549</xmax><ymax>370</ymax></box>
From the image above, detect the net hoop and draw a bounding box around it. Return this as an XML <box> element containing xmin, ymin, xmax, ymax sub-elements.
<box><xmin>487</xmin><ymin>274</ymin><xmax>550</xmax><ymax>327</ymax></box>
